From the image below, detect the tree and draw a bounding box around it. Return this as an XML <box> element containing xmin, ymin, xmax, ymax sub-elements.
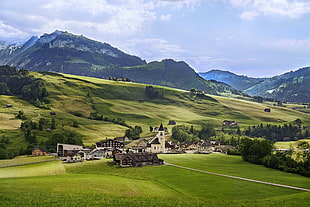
<box><xmin>198</xmin><ymin>124</ymin><xmax>216</xmax><ymax>140</ymax></box>
<box><xmin>239</xmin><ymin>137</ymin><xmax>273</xmax><ymax>164</ymax></box>
<box><xmin>236</xmin><ymin>127</ymin><xmax>241</xmax><ymax>136</ymax></box>
<box><xmin>51</xmin><ymin>118</ymin><xmax>56</xmax><ymax>129</ymax></box>
<box><xmin>125</xmin><ymin>126</ymin><xmax>143</xmax><ymax>139</ymax></box>
<box><xmin>171</xmin><ymin>125</ymin><xmax>197</xmax><ymax>143</ymax></box>
<box><xmin>0</xmin><ymin>149</ymin><xmax>9</xmax><ymax>159</ymax></box>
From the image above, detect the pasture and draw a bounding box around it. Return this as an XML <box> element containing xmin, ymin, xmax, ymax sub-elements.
<box><xmin>1</xmin><ymin>72</ymin><xmax>310</xmax><ymax>147</ymax></box>
<box><xmin>275</xmin><ymin>139</ymin><xmax>310</xmax><ymax>149</ymax></box>
<box><xmin>0</xmin><ymin>154</ymin><xmax>309</xmax><ymax>206</ymax></box>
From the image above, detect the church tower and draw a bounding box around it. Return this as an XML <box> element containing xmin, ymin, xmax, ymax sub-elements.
<box><xmin>146</xmin><ymin>123</ymin><xmax>166</xmax><ymax>153</ymax></box>
<box><xmin>157</xmin><ymin>123</ymin><xmax>166</xmax><ymax>152</ymax></box>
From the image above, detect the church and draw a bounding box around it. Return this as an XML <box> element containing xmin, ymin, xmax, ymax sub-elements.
<box><xmin>146</xmin><ymin>123</ymin><xmax>166</xmax><ymax>153</ymax></box>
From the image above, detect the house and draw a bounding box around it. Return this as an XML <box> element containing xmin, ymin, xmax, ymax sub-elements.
<box><xmin>147</xmin><ymin>124</ymin><xmax>166</xmax><ymax>153</ymax></box>
<box><xmin>88</xmin><ymin>149</ymin><xmax>105</xmax><ymax>160</ymax></box>
<box><xmin>197</xmin><ymin>141</ymin><xmax>213</xmax><ymax>153</ymax></box>
<box><xmin>214</xmin><ymin>145</ymin><xmax>236</xmax><ymax>154</ymax></box>
<box><xmin>168</xmin><ymin>120</ymin><xmax>176</xmax><ymax>125</ymax></box>
<box><xmin>32</xmin><ymin>147</ymin><xmax>46</xmax><ymax>156</ymax></box>
<box><xmin>222</xmin><ymin>120</ymin><xmax>238</xmax><ymax>128</ymax></box>
<box><xmin>264</xmin><ymin>108</ymin><xmax>271</xmax><ymax>112</ymax></box>
<box><xmin>57</xmin><ymin>143</ymin><xmax>84</xmax><ymax>162</ymax></box>
<box><xmin>66</xmin><ymin>151</ymin><xmax>84</xmax><ymax>163</ymax></box>
<box><xmin>131</xmin><ymin>140</ymin><xmax>148</xmax><ymax>153</ymax></box>
<box><xmin>50</xmin><ymin>111</ymin><xmax>56</xmax><ymax>115</ymax></box>
<box><xmin>113</xmin><ymin>153</ymin><xmax>164</xmax><ymax>167</ymax></box>
<box><xmin>96</xmin><ymin>139</ymin><xmax>125</xmax><ymax>150</ymax></box>
<box><xmin>210</xmin><ymin>140</ymin><xmax>221</xmax><ymax>146</ymax></box>
<box><xmin>114</xmin><ymin>136</ymin><xmax>130</xmax><ymax>143</ymax></box>
<box><xmin>165</xmin><ymin>141</ymin><xmax>179</xmax><ymax>152</ymax></box>
<box><xmin>6</xmin><ymin>104</ymin><xmax>12</xmax><ymax>108</ymax></box>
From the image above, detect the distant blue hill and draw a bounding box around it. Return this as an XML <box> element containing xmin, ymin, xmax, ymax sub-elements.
<box><xmin>199</xmin><ymin>67</ymin><xmax>310</xmax><ymax>103</ymax></box>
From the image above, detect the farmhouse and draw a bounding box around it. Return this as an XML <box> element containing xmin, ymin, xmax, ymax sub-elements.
<box><xmin>32</xmin><ymin>147</ymin><xmax>46</xmax><ymax>156</ymax></box>
<box><xmin>264</xmin><ymin>108</ymin><xmax>271</xmax><ymax>112</ymax></box>
<box><xmin>57</xmin><ymin>143</ymin><xmax>84</xmax><ymax>162</ymax></box>
<box><xmin>113</xmin><ymin>153</ymin><xmax>164</xmax><ymax>167</ymax></box>
<box><xmin>222</xmin><ymin>120</ymin><xmax>238</xmax><ymax>127</ymax></box>
<box><xmin>168</xmin><ymin>120</ymin><xmax>176</xmax><ymax>125</ymax></box>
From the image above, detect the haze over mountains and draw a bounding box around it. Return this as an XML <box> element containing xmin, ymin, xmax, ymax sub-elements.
<box><xmin>0</xmin><ymin>31</ymin><xmax>239</xmax><ymax>96</ymax></box>
<box><xmin>199</xmin><ymin>68</ymin><xmax>310</xmax><ymax>103</ymax></box>
<box><xmin>0</xmin><ymin>30</ymin><xmax>309</xmax><ymax>102</ymax></box>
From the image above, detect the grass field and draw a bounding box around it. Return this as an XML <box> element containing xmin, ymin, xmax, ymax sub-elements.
<box><xmin>0</xmin><ymin>154</ymin><xmax>309</xmax><ymax>206</ymax></box>
<box><xmin>0</xmin><ymin>155</ymin><xmax>57</xmax><ymax>167</ymax></box>
<box><xmin>1</xmin><ymin>72</ymin><xmax>310</xmax><ymax>147</ymax></box>
<box><xmin>0</xmin><ymin>160</ymin><xmax>65</xmax><ymax>178</ymax></box>
<box><xmin>275</xmin><ymin>139</ymin><xmax>310</xmax><ymax>149</ymax></box>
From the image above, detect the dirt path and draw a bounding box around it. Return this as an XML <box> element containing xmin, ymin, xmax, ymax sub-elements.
<box><xmin>165</xmin><ymin>163</ymin><xmax>310</xmax><ymax>192</ymax></box>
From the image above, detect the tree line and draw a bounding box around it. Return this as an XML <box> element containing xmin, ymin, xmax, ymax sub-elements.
<box><xmin>242</xmin><ymin>122</ymin><xmax>309</xmax><ymax>141</ymax></box>
<box><xmin>171</xmin><ymin>124</ymin><xmax>216</xmax><ymax>143</ymax></box>
<box><xmin>239</xmin><ymin>138</ymin><xmax>310</xmax><ymax>177</ymax></box>
<box><xmin>0</xmin><ymin>65</ymin><xmax>49</xmax><ymax>107</ymax></box>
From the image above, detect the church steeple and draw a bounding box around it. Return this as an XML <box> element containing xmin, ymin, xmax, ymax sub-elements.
<box><xmin>158</xmin><ymin>123</ymin><xmax>164</xmax><ymax>131</ymax></box>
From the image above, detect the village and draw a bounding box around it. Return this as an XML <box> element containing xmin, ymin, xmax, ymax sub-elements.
<box><xmin>31</xmin><ymin>123</ymin><xmax>237</xmax><ymax>167</ymax></box>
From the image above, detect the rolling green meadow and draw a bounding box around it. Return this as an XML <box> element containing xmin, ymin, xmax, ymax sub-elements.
<box><xmin>1</xmin><ymin>71</ymin><xmax>309</xmax><ymax>150</ymax></box>
<box><xmin>1</xmin><ymin>71</ymin><xmax>310</xmax><ymax>206</ymax></box>
<box><xmin>0</xmin><ymin>154</ymin><xmax>309</xmax><ymax>207</ymax></box>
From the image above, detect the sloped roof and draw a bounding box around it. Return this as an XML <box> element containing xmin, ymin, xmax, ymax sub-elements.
<box><xmin>114</xmin><ymin>153</ymin><xmax>162</xmax><ymax>163</ymax></box>
<box><xmin>150</xmin><ymin>138</ymin><xmax>160</xmax><ymax>144</ymax></box>
<box><xmin>32</xmin><ymin>147</ymin><xmax>46</xmax><ymax>152</ymax></box>
<box><xmin>158</xmin><ymin>123</ymin><xmax>164</xmax><ymax>131</ymax></box>
<box><xmin>57</xmin><ymin>143</ymin><xmax>83</xmax><ymax>150</ymax></box>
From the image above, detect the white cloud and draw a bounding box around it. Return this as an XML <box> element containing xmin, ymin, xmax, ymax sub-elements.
<box><xmin>0</xmin><ymin>21</ymin><xmax>29</xmax><ymax>40</ymax></box>
<box><xmin>228</xmin><ymin>0</ymin><xmax>310</xmax><ymax>20</ymax></box>
<box><xmin>157</xmin><ymin>0</ymin><xmax>201</xmax><ymax>9</ymax></box>
<box><xmin>161</xmin><ymin>14</ymin><xmax>172</xmax><ymax>21</ymax></box>
<box><xmin>0</xmin><ymin>0</ymin><xmax>157</xmax><ymax>41</ymax></box>
<box><xmin>265</xmin><ymin>38</ymin><xmax>310</xmax><ymax>51</ymax></box>
<box><xmin>239</xmin><ymin>10</ymin><xmax>259</xmax><ymax>20</ymax></box>
<box><xmin>121</xmin><ymin>38</ymin><xmax>188</xmax><ymax>62</ymax></box>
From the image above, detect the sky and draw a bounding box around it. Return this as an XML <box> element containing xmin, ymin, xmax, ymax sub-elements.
<box><xmin>0</xmin><ymin>0</ymin><xmax>309</xmax><ymax>77</ymax></box>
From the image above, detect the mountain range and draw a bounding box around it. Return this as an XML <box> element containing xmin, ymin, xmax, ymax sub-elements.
<box><xmin>0</xmin><ymin>31</ymin><xmax>240</xmax><ymax>96</ymax></box>
<box><xmin>1</xmin><ymin>30</ymin><xmax>309</xmax><ymax>102</ymax></box>
<box><xmin>199</xmin><ymin>68</ymin><xmax>310</xmax><ymax>103</ymax></box>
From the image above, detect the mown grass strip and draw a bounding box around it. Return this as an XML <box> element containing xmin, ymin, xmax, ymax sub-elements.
<box><xmin>0</xmin><ymin>159</ymin><xmax>60</xmax><ymax>168</ymax></box>
<box><xmin>165</xmin><ymin>162</ymin><xmax>310</xmax><ymax>192</ymax></box>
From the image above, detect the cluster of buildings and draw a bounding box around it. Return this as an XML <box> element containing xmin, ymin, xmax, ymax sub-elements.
<box><xmin>32</xmin><ymin>123</ymin><xmax>235</xmax><ymax>167</ymax></box>
<box><xmin>55</xmin><ymin>124</ymin><xmax>168</xmax><ymax>166</ymax></box>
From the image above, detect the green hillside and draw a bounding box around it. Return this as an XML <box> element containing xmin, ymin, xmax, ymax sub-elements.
<box><xmin>0</xmin><ymin>70</ymin><xmax>309</xmax><ymax>155</ymax></box>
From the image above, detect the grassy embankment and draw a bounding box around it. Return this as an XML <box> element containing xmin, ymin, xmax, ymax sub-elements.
<box><xmin>0</xmin><ymin>72</ymin><xmax>309</xmax><ymax>149</ymax></box>
<box><xmin>274</xmin><ymin>139</ymin><xmax>310</xmax><ymax>149</ymax></box>
<box><xmin>0</xmin><ymin>154</ymin><xmax>309</xmax><ymax>206</ymax></box>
